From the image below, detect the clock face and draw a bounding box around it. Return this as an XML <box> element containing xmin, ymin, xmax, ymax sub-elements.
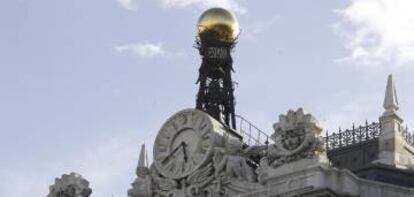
<box><xmin>153</xmin><ymin>109</ymin><xmax>215</xmax><ymax>179</ymax></box>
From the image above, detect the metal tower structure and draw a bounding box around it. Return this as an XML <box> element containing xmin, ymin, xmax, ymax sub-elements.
<box><xmin>195</xmin><ymin>35</ymin><xmax>237</xmax><ymax>130</ymax></box>
<box><xmin>195</xmin><ymin>8</ymin><xmax>239</xmax><ymax>130</ymax></box>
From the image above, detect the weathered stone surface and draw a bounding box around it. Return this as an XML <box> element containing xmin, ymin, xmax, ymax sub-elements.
<box><xmin>377</xmin><ymin>75</ymin><xmax>414</xmax><ymax>169</ymax></box>
<box><xmin>270</xmin><ymin>108</ymin><xmax>326</xmax><ymax>165</ymax></box>
<box><xmin>240</xmin><ymin>165</ymin><xmax>414</xmax><ymax>197</ymax></box>
<box><xmin>128</xmin><ymin>144</ymin><xmax>153</xmax><ymax>197</ymax></box>
<box><xmin>128</xmin><ymin>109</ymin><xmax>262</xmax><ymax>197</ymax></box>
<box><xmin>256</xmin><ymin>108</ymin><xmax>328</xmax><ymax>183</ymax></box>
<box><xmin>47</xmin><ymin>172</ymin><xmax>92</xmax><ymax>197</ymax></box>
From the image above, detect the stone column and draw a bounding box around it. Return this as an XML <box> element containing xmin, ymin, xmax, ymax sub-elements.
<box><xmin>377</xmin><ymin>75</ymin><xmax>414</xmax><ymax>168</ymax></box>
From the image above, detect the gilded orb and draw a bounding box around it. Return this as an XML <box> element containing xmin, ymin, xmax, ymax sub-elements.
<box><xmin>197</xmin><ymin>8</ymin><xmax>240</xmax><ymax>42</ymax></box>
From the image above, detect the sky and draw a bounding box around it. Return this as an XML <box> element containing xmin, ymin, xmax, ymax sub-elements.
<box><xmin>1</xmin><ymin>0</ymin><xmax>414</xmax><ymax>196</ymax></box>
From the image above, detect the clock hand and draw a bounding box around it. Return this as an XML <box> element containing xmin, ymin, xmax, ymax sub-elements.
<box><xmin>182</xmin><ymin>142</ymin><xmax>188</xmax><ymax>163</ymax></box>
<box><xmin>161</xmin><ymin>142</ymin><xmax>186</xmax><ymax>164</ymax></box>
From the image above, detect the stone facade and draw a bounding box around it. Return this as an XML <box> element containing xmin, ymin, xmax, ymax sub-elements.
<box><xmin>48</xmin><ymin>75</ymin><xmax>414</xmax><ymax>197</ymax></box>
<box><xmin>241</xmin><ymin>164</ymin><xmax>414</xmax><ymax>197</ymax></box>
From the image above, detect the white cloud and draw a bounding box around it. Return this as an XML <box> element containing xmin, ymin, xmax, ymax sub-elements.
<box><xmin>160</xmin><ymin>0</ymin><xmax>247</xmax><ymax>14</ymax></box>
<box><xmin>114</xmin><ymin>42</ymin><xmax>185</xmax><ymax>60</ymax></box>
<box><xmin>117</xmin><ymin>0</ymin><xmax>139</xmax><ymax>11</ymax></box>
<box><xmin>335</xmin><ymin>0</ymin><xmax>414</xmax><ymax>67</ymax></box>
<box><xmin>115</xmin><ymin>43</ymin><xmax>165</xmax><ymax>58</ymax></box>
<box><xmin>116</xmin><ymin>0</ymin><xmax>247</xmax><ymax>13</ymax></box>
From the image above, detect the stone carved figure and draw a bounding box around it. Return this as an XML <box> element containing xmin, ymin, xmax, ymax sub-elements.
<box><xmin>129</xmin><ymin>166</ymin><xmax>154</xmax><ymax>197</ymax></box>
<box><xmin>129</xmin><ymin>144</ymin><xmax>179</xmax><ymax>197</ymax></box>
<box><xmin>214</xmin><ymin>138</ymin><xmax>255</xmax><ymax>182</ymax></box>
<box><xmin>129</xmin><ymin>167</ymin><xmax>153</xmax><ymax>197</ymax></box>
<box><xmin>267</xmin><ymin>108</ymin><xmax>325</xmax><ymax>167</ymax></box>
<box><xmin>131</xmin><ymin>164</ymin><xmax>180</xmax><ymax>197</ymax></box>
<box><xmin>47</xmin><ymin>172</ymin><xmax>92</xmax><ymax>197</ymax></box>
<box><xmin>186</xmin><ymin>163</ymin><xmax>215</xmax><ymax>196</ymax></box>
<box><xmin>151</xmin><ymin>165</ymin><xmax>178</xmax><ymax>193</ymax></box>
<box><xmin>128</xmin><ymin>144</ymin><xmax>154</xmax><ymax>197</ymax></box>
<box><xmin>210</xmin><ymin>138</ymin><xmax>263</xmax><ymax>196</ymax></box>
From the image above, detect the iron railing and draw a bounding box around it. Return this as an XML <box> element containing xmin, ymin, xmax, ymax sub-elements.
<box><xmin>235</xmin><ymin>115</ymin><xmax>272</xmax><ymax>146</ymax></box>
<box><xmin>400</xmin><ymin>126</ymin><xmax>414</xmax><ymax>146</ymax></box>
<box><xmin>234</xmin><ymin>116</ymin><xmax>414</xmax><ymax>150</ymax></box>
<box><xmin>324</xmin><ymin>121</ymin><xmax>382</xmax><ymax>151</ymax></box>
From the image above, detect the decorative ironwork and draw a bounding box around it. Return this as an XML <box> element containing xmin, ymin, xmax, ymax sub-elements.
<box><xmin>400</xmin><ymin>125</ymin><xmax>414</xmax><ymax>146</ymax></box>
<box><xmin>195</xmin><ymin>30</ymin><xmax>238</xmax><ymax>130</ymax></box>
<box><xmin>325</xmin><ymin>121</ymin><xmax>382</xmax><ymax>151</ymax></box>
<box><xmin>235</xmin><ymin>115</ymin><xmax>272</xmax><ymax>146</ymax></box>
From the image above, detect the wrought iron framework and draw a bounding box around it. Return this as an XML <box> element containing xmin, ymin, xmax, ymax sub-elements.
<box><xmin>195</xmin><ymin>30</ymin><xmax>237</xmax><ymax>130</ymax></box>
<box><xmin>400</xmin><ymin>126</ymin><xmax>414</xmax><ymax>146</ymax></box>
<box><xmin>235</xmin><ymin>115</ymin><xmax>271</xmax><ymax>146</ymax></box>
<box><xmin>324</xmin><ymin>121</ymin><xmax>382</xmax><ymax>151</ymax></box>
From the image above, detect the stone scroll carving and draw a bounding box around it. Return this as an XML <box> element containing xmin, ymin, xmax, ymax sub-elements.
<box><xmin>47</xmin><ymin>172</ymin><xmax>92</xmax><ymax>197</ymax></box>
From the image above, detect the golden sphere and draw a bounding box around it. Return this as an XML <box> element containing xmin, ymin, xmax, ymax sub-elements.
<box><xmin>197</xmin><ymin>8</ymin><xmax>239</xmax><ymax>42</ymax></box>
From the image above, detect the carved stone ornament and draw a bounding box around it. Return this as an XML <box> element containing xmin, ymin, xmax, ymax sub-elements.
<box><xmin>128</xmin><ymin>144</ymin><xmax>154</xmax><ymax>197</ymax></box>
<box><xmin>129</xmin><ymin>109</ymin><xmax>263</xmax><ymax>197</ymax></box>
<box><xmin>214</xmin><ymin>138</ymin><xmax>255</xmax><ymax>182</ymax></box>
<box><xmin>268</xmin><ymin>108</ymin><xmax>325</xmax><ymax>167</ymax></box>
<box><xmin>212</xmin><ymin>138</ymin><xmax>263</xmax><ymax>197</ymax></box>
<box><xmin>47</xmin><ymin>172</ymin><xmax>92</xmax><ymax>197</ymax></box>
<box><xmin>153</xmin><ymin>109</ymin><xmax>227</xmax><ymax>180</ymax></box>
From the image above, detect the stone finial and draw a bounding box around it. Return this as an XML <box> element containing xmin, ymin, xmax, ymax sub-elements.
<box><xmin>138</xmin><ymin>144</ymin><xmax>148</xmax><ymax>168</ymax></box>
<box><xmin>47</xmin><ymin>172</ymin><xmax>92</xmax><ymax>197</ymax></box>
<box><xmin>129</xmin><ymin>144</ymin><xmax>153</xmax><ymax>197</ymax></box>
<box><xmin>380</xmin><ymin>74</ymin><xmax>403</xmax><ymax>131</ymax></box>
<box><xmin>377</xmin><ymin>75</ymin><xmax>414</xmax><ymax>169</ymax></box>
<box><xmin>383</xmin><ymin>74</ymin><xmax>399</xmax><ymax>115</ymax></box>
<box><xmin>136</xmin><ymin>144</ymin><xmax>149</xmax><ymax>178</ymax></box>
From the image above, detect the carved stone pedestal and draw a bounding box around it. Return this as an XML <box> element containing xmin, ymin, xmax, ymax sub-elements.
<box><xmin>264</xmin><ymin>155</ymin><xmax>329</xmax><ymax>182</ymax></box>
<box><xmin>241</xmin><ymin>164</ymin><xmax>414</xmax><ymax>197</ymax></box>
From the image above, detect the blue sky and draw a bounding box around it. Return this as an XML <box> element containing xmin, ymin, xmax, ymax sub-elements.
<box><xmin>1</xmin><ymin>0</ymin><xmax>414</xmax><ymax>196</ymax></box>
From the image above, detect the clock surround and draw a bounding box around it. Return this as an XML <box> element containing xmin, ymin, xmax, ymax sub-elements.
<box><xmin>153</xmin><ymin>109</ymin><xmax>229</xmax><ymax>179</ymax></box>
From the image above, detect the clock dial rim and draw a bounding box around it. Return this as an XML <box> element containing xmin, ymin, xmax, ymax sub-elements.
<box><xmin>153</xmin><ymin>109</ymin><xmax>215</xmax><ymax>179</ymax></box>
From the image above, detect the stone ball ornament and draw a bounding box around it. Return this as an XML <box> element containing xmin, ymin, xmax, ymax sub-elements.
<box><xmin>197</xmin><ymin>7</ymin><xmax>240</xmax><ymax>43</ymax></box>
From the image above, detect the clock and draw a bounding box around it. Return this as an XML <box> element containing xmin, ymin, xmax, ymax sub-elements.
<box><xmin>153</xmin><ymin>109</ymin><xmax>227</xmax><ymax>179</ymax></box>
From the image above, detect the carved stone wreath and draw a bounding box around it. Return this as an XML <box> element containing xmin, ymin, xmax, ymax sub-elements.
<box><xmin>273</xmin><ymin>126</ymin><xmax>306</xmax><ymax>155</ymax></box>
<box><xmin>269</xmin><ymin>108</ymin><xmax>324</xmax><ymax>167</ymax></box>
